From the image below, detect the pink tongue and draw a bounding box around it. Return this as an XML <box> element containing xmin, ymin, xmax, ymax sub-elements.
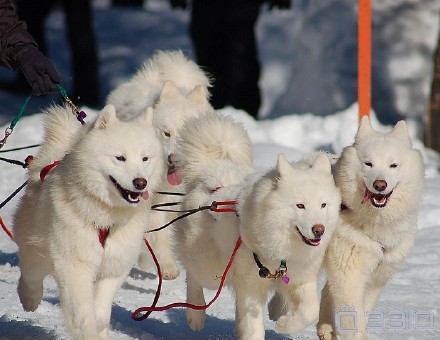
<box><xmin>141</xmin><ymin>191</ymin><xmax>149</xmax><ymax>200</ymax></box>
<box><xmin>167</xmin><ymin>170</ymin><xmax>182</xmax><ymax>186</ymax></box>
<box><xmin>362</xmin><ymin>189</ymin><xmax>373</xmax><ymax>204</ymax></box>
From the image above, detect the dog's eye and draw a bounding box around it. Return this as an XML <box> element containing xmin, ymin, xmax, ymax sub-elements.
<box><xmin>364</xmin><ymin>162</ymin><xmax>373</xmax><ymax>167</ymax></box>
<box><xmin>116</xmin><ymin>156</ymin><xmax>126</xmax><ymax>162</ymax></box>
<box><xmin>321</xmin><ymin>203</ymin><xmax>326</xmax><ymax>208</ymax></box>
<box><xmin>296</xmin><ymin>203</ymin><xmax>305</xmax><ymax>209</ymax></box>
<box><xmin>142</xmin><ymin>156</ymin><xmax>149</xmax><ymax>162</ymax></box>
<box><xmin>390</xmin><ymin>163</ymin><xmax>397</xmax><ymax>168</ymax></box>
<box><xmin>209</xmin><ymin>186</ymin><xmax>221</xmax><ymax>194</ymax></box>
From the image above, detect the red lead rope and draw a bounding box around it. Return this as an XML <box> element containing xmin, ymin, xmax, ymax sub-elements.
<box><xmin>132</xmin><ymin>236</ymin><xmax>242</xmax><ymax>321</ymax></box>
<box><xmin>0</xmin><ymin>216</ymin><xmax>13</xmax><ymax>240</ymax></box>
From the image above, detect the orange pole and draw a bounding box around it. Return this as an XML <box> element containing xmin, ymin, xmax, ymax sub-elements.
<box><xmin>358</xmin><ymin>0</ymin><xmax>372</xmax><ymax>121</ymax></box>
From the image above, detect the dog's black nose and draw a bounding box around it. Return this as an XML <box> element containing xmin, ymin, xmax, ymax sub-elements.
<box><xmin>373</xmin><ymin>180</ymin><xmax>387</xmax><ymax>192</ymax></box>
<box><xmin>312</xmin><ymin>224</ymin><xmax>325</xmax><ymax>238</ymax></box>
<box><xmin>133</xmin><ymin>178</ymin><xmax>147</xmax><ymax>190</ymax></box>
<box><xmin>167</xmin><ymin>154</ymin><xmax>174</xmax><ymax>166</ymax></box>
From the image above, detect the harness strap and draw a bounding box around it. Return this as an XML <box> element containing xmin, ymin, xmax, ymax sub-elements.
<box><xmin>148</xmin><ymin>200</ymin><xmax>238</xmax><ymax>234</ymax></box>
<box><xmin>40</xmin><ymin>160</ymin><xmax>61</xmax><ymax>182</ymax></box>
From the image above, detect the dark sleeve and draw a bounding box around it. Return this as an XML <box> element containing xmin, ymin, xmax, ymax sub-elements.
<box><xmin>0</xmin><ymin>0</ymin><xmax>37</xmax><ymax>70</ymax></box>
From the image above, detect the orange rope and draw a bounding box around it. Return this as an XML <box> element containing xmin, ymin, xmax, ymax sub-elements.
<box><xmin>358</xmin><ymin>0</ymin><xmax>372</xmax><ymax>121</ymax></box>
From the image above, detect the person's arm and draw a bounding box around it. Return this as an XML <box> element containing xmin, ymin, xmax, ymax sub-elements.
<box><xmin>0</xmin><ymin>0</ymin><xmax>36</xmax><ymax>70</ymax></box>
<box><xmin>0</xmin><ymin>0</ymin><xmax>61</xmax><ymax>94</ymax></box>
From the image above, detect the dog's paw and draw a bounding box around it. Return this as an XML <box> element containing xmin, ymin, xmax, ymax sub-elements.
<box><xmin>17</xmin><ymin>277</ymin><xmax>43</xmax><ymax>312</ymax></box>
<box><xmin>187</xmin><ymin>308</ymin><xmax>205</xmax><ymax>331</ymax></box>
<box><xmin>317</xmin><ymin>323</ymin><xmax>336</xmax><ymax>340</ymax></box>
<box><xmin>275</xmin><ymin>315</ymin><xmax>308</xmax><ymax>334</ymax></box>
<box><xmin>161</xmin><ymin>261</ymin><xmax>180</xmax><ymax>280</ymax></box>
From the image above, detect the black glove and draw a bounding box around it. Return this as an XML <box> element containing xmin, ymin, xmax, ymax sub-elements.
<box><xmin>267</xmin><ymin>0</ymin><xmax>291</xmax><ymax>10</ymax></box>
<box><xmin>169</xmin><ymin>0</ymin><xmax>186</xmax><ymax>9</ymax></box>
<box><xmin>19</xmin><ymin>46</ymin><xmax>61</xmax><ymax>95</ymax></box>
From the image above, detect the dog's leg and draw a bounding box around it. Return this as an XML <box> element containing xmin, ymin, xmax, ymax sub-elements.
<box><xmin>317</xmin><ymin>283</ymin><xmax>338</xmax><ymax>340</ymax></box>
<box><xmin>17</xmin><ymin>250</ymin><xmax>49</xmax><ymax>312</ymax></box>
<box><xmin>152</xmin><ymin>225</ymin><xmax>180</xmax><ymax>280</ymax></box>
<box><xmin>186</xmin><ymin>271</ymin><xmax>206</xmax><ymax>331</ymax></box>
<box><xmin>268</xmin><ymin>291</ymin><xmax>288</xmax><ymax>321</ymax></box>
<box><xmin>275</xmin><ymin>280</ymin><xmax>320</xmax><ymax>334</ymax></box>
<box><xmin>55</xmin><ymin>263</ymin><xmax>101</xmax><ymax>339</ymax></box>
<box><xmin>141</xmin><ymin>210</ymin><xmax>180</xmax><ymax>280</ymax></box>
<box><xmin>234</xmin><ymin>275</ymin><xmax>268</xmax><ymax>340</ymax></box>
<box><xmin>363</xmin><ymin>283</ymin><xmax>384</xmax><ymax>315</ymax></box>
<box><xmin>94</xmin><ymin>271</ymin><xmax>130</xmax><ymax>340</ymax></box>
<box><xmin>324</xmin><ymin>274</ymin><xmax>369</xmax><ymax>340</ymax></box>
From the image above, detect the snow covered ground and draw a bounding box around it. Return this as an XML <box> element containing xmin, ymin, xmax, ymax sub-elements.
<box><xmin>0</xmin><ymin>1</ymin><xmax>439</xmax><ymax>339</ymax></box>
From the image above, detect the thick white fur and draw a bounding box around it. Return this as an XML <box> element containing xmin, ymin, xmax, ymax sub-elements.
<box><xmin>317</xmin><ymin>117</ymin><xmax>425</xmax><ymax>340</ymax></box>
<box><xmin>107</xmin><ymin>50</ymin><xmax>213</xmax><ymax>279</ymax></box>
<box><xmin>13</xmin><ymin>104</ymin><xmax>164</xmax><ymax>339</ymax></box>
<box><xmin>173</xmin><ymin>112</ymin><xmax>254</xmax><ymax>182</ymax></box>
<box><xmin>106</xmin><ymin>49</ymin><xmax>211</xmax><ymax>120</ymax></box>
<box><xmin>173</xmin><ymin>113</ymin><xmax>341</xmax><ymax>339</ymax></box>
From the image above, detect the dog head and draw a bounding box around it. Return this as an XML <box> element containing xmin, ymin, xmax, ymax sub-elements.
<box><xmin>276</xmin><ymin>153</ymin><xmax>341</xmax><ymax>248</ymax></box>
<box><xmin>153</xmin><ymin>81</ymin><xmax>212</xmax><ymax>187</ymax></box>
<box><xmin>69</xmin><ymin>105</ymin><xmax>165</xmax><ymax>209</ymax></box>
<box><xmin>239</xmin><ymin>153</ymin><xmax>341</xmax><ymax>260</ymax></box>
<box><xmin>336</xmin><ymin>116</ymin><xmax>424</xmax><ymax>219</ymax></box>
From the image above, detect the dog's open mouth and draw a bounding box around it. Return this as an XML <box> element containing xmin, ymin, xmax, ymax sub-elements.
<box><xmin>296</xmin><ymin>227</ymin><xmax>321</xmax><ymax>246</ymax></box>
<box><xmin>362</xmin><ymin>188</ymin><xmax>393</xmax><ymax>208</ymax></box>
<box><xmin>110</xmin><ymin>176</ymin><xmax>149</xmax><ymax>204</ymax></box>
<box><xmin>167</xmin><ymin>165</ymin><xmax>182</xmax><ymax>186</ymax></box>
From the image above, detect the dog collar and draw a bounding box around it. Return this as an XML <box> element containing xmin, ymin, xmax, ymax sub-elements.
<box><xmin>40</xmin><ymin>160</ymin><xmax>61</xmax><ymax>182</ymax></box>
<box><xmin>252</xmin><ymin>253</ymin><xmax>290</xmax><ymax>284</ymax></box>
<box><xmin>98</xmin><ymin>228</ymin><xmax>109</xmax><ymax>247</ymax></box>
<box><xmin>93</xmin><ymin>222</ymin><xmax>112</xmax><ymax>247</ymax></box>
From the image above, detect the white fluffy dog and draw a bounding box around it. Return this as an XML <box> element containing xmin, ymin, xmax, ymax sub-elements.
<box><xmin>172</xmin><ymin>113</ymin><xmax>341</xmax><ymax>339</ymax></box>
<box><xmin>107</xmin><ymin>50</ymin><xmax>213</xmax><ymax>279</ymax></box>
<box><xmin>317</xmin><ymin>117</ymin><xmax>425</xmax><ymax>340</ymax></box>
<box><xmin>13</xmin><ymin>104</ymin><xmax>164</xmax><ymax>339</ymax></box>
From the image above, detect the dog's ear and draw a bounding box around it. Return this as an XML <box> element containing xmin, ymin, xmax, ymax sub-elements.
<box><xmin>135</xmin><ymin>107</ymin><xmax>154</xmax><ymax>127</ymax></box>
<box><xmin>313</xmin><ymin>153</ymin><xmax>331</xmax><ymax>174</ymax></box>
<box><xmin>276</xmin><ymin>153</ymin><xmax>293</xmax><ymax>179</ymax></box>
<box><xmin>94</xmin><ymin>104</ymin><xmax>118</xmax><ymax>130</ymax></box>
<box><xmin>159</xmin><ymin>80</ymin><xmax>182</xmax><ymax>102</ymax></box>
<box><xmin>390</xmin><ymin>120</ymin><xmax>411</xmax><ymax>146</ymax></box>
<box><xmin>355</xmin><ymin>116</ymin><xmax>374</xmax><ymax>142</ymax></box>
<box><xmin>186</xmin><ymin>85</ymin><xmax>209</xmax><ymax>107</ymax></box>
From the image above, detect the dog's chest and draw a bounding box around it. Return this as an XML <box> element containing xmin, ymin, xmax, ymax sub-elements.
<box><xmin>101</xmin><ymin>228</ymin><xmax>144</xmax><ymax>273</ymax></box>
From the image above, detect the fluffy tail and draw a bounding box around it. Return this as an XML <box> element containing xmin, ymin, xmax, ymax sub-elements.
<box><xmin>107</xmin><ymin>49</ymin><xmax>211</xmax><ymax>119</ymax></box>
<box><xmin>142</xmin><ymin>50</ymin><xmax>212</xmax><ymax>91</ymax></box>
<box><xmin>174</xmin><ymin>112</ymin><xmax>253</xmax><ymax>184</ymax></box>
<box><xmin>27</xmin><ymin>104</ymin><xmax>83</xmax><ymax>182</ymax></box>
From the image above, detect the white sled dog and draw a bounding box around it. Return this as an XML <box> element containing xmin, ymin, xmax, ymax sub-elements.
<box><xmin>173</xmin><ymin>113</ymin><xmax>341</xmax><ymax>339</ymax></box>
<box><xmin>317</xmin><ymin>116</ymin><xmax>425</xmax><ymax>340</ymax></box>
<box><xmin>107</xmin><ymin>49</ymin><xmax>213</xmax><ymax>279</ymax></box>
<box><xmin>13</xmin><ymin>104</ymin><xmax>164</xmax><ymax>339</ymax></box>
